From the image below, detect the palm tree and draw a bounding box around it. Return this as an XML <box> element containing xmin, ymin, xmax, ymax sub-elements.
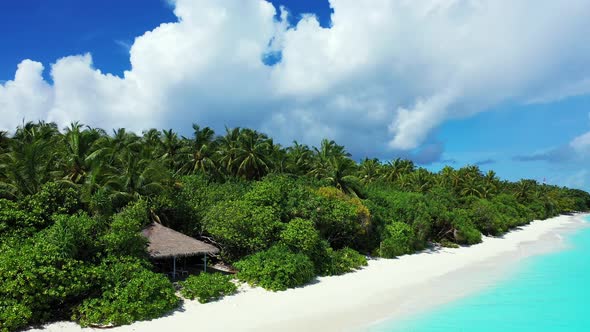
<box><xmin>160</xmin><ymin>129</ymin><xmax>183</xmax><ymax>172</ymax></box>
<box><xmin>142</xmin><ymin>128</ymin><xmax>162</xmax><ymax>159</ymax></box>
<box><xmin>285</xmin><ymin>141</ymin><xmax>313</xmax><ymax>175</ymax></box>
<box><xmin>320</xmin><ymin>156</ymin><xmax>363</xmax><ymax>197</ymax></box>
<box><xmin>358</xmin><ymin>158</ymin><xmax>381</xmax><ymax>184</ymax></box>
<box><xmin>383</xmin><ymin>158</ymin><xmax>415</xmax><ymax>182</ymax></box>
<box><xmin>104</xmin><ymin>148</ymin><xmax>169</xmax><ymax>202</ymax></box>
<box><xmin>180</xmin><ymin>124</ymin><xmax>218</xmax><ymax>177</ymax></box>
<box><xmin>88</xmin><ymin>128</ymin><xmax>140</xmax><ymax>166</ymax></box>
<box><xmin>460</xmin><ymin>175</ymin><xmax>483</xmax><ymax>198</ymax></box>
<box><xmin>232</xmin><ymin>129</ymin><xmax>273</xmax><ymax>180</ymax></box>
<box><xmin>309</xmin><ymin>139</ymin><xmax>350</xmax><ymax>180</ymax></box>
<box><xmin>0</xmin><ymin>122</ymin><xmax>61</xmax><ymax>198</ymax></box>
<box><xmin>61</xmin><ymin>123</ymin><xmax>103</xmax><ymax>184</ymax></box>
<box><xmin>216</xmin><ymin>127</ymin><xmax>241</xmax><ymax>177</ymax></box>
<box><xmin>0</xmin><ymin>131</ymin><xmax>8</xmax><ymax>152</ymax></box>
<box><xmin>515</xmin><ymin>179</ymin><xmax>538</xmax><ymax>203</ymax></box>
<box><xmin>410</xmin><ymin>168</ymin><xmax>433</xmax><ymax>193</ymax></box>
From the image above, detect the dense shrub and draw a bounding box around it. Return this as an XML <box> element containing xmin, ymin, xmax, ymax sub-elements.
<box><xmin>22</xmin><ymin>182</ymin><xmax>82</xmax><ymax>226</ymax></box>
<box><xmin>321</xmin><ymin>247</ymin><xmax>368</xmax><ymax>276</ymax></box>
<box><xmin>234</xmin><ymin>245</ymin><xmax>315</xmax><ymax>291</ymax></box>
<box><xmin>449</xmin><ymin>209</ymin><xmax>482</xmax><ymax>245</ymax></box>
<box><xmin>243</xmin><ymin>175</ymin><xmax>296</xmax><ymax>222</ymax></box>
<box><xmin>0</xmin><ymin>299</ymin><xmax>32</xmax><ymax>332</ymax></box>
<box><xmin>379</xmin><ymin>222</ymin><xmax>415</xmax><ymax>258</ymax></box>
<box><xmin>280</xmin><ymin>218</ymin><xmax>322</xmax><ymax>256</ymax></box>
<box><xmin>169</xmin><ymin>176</ymin><xmax>250</xmax><ymax>235</ymax></box>
<box><xmin>279</xmin><ymin>218</ymin><xmax>334</xmax><ymax>272</ymax></box>
<box><xmin>180</xmin><ymin>273</ymin><xmax>238</xmax><ymax>303</ymax></box>
<box><xmin>469</xmin><ymin>199</ymin><xmax>507</xmax><ymax>235</ymax></box>
<box><xmin>0</xmin><ymin>199</ymin><xmax>40</xmax><ymax>238</ymax></box>
<box><xmin>204</xmin><ymin>200</ymin><xmax>283</xmax><ymax>261</ymax></box>
<box><xmin>304</xmin><ymin>187</ymin><xmax>369</xmax><ymax>249</ymax></box>
<box><xmin>101</xmin><ymin>200</ymin><xmax>148</xmax><ymax>257</ymax></box>
<box><xmin>0</xmin><ymin>234</ymin><xmax>94</xmax><ymax>329</ymax></box>
<box><xmin>74</xmin><ymin>269</ymin><xmax>179</xmax><ymax>327</ymax></box>
<box><xmin>364</xmin><ymin>188</ymin><xmax>432</xmax><ymax>248</ymax></box>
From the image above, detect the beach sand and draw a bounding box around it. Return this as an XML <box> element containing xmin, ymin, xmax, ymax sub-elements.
<box><xmin>33</xmin><ymin>214</ymin><xmax>587</xmax><ymax>332</ymax></box>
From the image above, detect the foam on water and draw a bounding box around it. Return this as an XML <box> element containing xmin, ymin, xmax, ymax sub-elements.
<box><xmin>368</xmin><ymin>215</ymin><xmax>590</xmax><ymax>332</ymax></box>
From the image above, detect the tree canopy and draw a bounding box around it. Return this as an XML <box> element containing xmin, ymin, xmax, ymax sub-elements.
<box><xmin>1</xmin><ymin>121</ymin><xmax>588</xmax><ymax>331</ymax></box>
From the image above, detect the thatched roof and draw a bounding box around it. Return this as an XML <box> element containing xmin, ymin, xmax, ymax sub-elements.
<box><xmin>141</xmin><ymin>223</ymin><xmax>220</xmax><ymax>259</ymax></box>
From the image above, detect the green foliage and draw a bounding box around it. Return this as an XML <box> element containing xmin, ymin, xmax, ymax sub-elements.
<box><xmin>0</xmin><ymin>299</ymin><xmax>32</xmax><ymax>332</ymax></box>
<box><xmin>0</xmin><ymin>231</ymin><xmax>95</xmax><ymax>329</ymax></box>
<box><xmin>89</xmin><ymin>188</ymin><xmax>114</xmax><ymax>217</ymax></box>
<box><xmin>379</xmin><ymin>222</ymin><xmax>415</xmax><ymax>258</ymax></box>
<box><xmin>179</xmin><ymin>273</ymin><xmax>238</xmax><ymax>303</ymax></box>
<box><xmin>280</xmin><ymin>218</ymin><xmax>322</xmax><ymax>256</ymax></box>
<box><xmin>321</xmin><ymin>247</ymin><xmax>368</xmax><ymax>276</ymax></box>
<box><xmin>1</xmin><ymin>121</ymin><xmax>590</xmax><ymax>331</ymax></box>
<box><xmin>279</xmin><ymin>218</ymin><xmax>331</xmax><ymax>273</ymax></box>
<box><xmin>74</xmin><ymin>269</ymin><xmax>179</xmax><ymax>327</ymax></box>
<box><xmin>234</xmin><ymin>245</ymin><xmax>315</xmax><ymax>291</ymax></box>
<box><xmin>469</xmin><ymin>199</ymin><xmax>507</xmax><ymax>235</ymax></box>
<box><xmin>449</xmin><ymin>209</ymin><xmax>482</xmax><ymax>245</ymax></box>
<box><xmin>45</xmin><ymin>213</ymin><xmax>104</xmax><ymax>261</ymax></box>
<box><xmin>101</xmin><ymin>200</ymin><xmax>148</xmax><ymax>257</ymax></box>
<box><xmin>364</xmin><ymin>188</ymin><xmax>432</xmax><ymax>248</ymax></box>
<box><xmin>0</xmin><ymin>199</ymin><xmax>40</xmax><ymax>238</ymax></box>
<box><xmin>307</xmin><ymin>187</ymin><xmax>371</xmax><ymax>249</ymax></box>
<box><xmin>204</xmin><ymin>199</ymin><xmax>282</xmax><ymax>261</ymax></box>
<box><xmin>22</xmin><ymin>182</ymin><xmax>82</xmax><ymax>225</ymax></box>
<box><xmin>169</xmin><ymin>175</ymin><xmax>249</xmax><ymax>235</ymax></box>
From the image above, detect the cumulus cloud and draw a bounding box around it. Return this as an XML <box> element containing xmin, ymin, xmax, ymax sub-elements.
<box><xmin>0</xmin><ymin>60</ymin><xmax>53</xmax><ymax>131</ymax></box>
<box><xmin>2</xmin><ymin>0</ymin><xmax>590</xmax><ymax>161</ymax></box>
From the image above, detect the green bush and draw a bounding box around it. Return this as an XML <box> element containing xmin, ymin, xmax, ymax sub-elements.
<box><xmin>243</xmin><ymin>175</ymin><xmax>295</xmax><ymax>221</ymax></box>
<box><xmin>0</xmin><ymin>300</ymin><xmax>32</xmax><ymax>332</ymax></box>
<box><xmin>0</xmin><ymin>199</ymin><xmax>40</xmax><ymax>238</ymax></box>
<box><xmin>74</xmin><ymin>269</ymin><xmax>179</xmax><ymax>327</ymax></box>
<box><xmin>449</xmin><ymin>209</ymin><xmax>482</xmax><ymax>245</ymax></box>
<box><xmin>469</xmin><ymin>199</ymin><xmax>507</xmax><ymax>235</ymax></box>
<box><xmin>22</xmin><ymin>182</ymin><xmax>82</xmax><ymax>226</ymax></box>
<box><xmin>180</xmin><ymin>273</ymin><xmax>237</xmax><ymax>303</ymax></box>
<box><xmin>101</xmin><ymin>200</ymin><xmax>148</xmax><ymax>257</ymax></box>
<box><xmin>0</xmin><ymin>235</ymin><xmax>94</xmax><ymax>329</ymax></box>
<box><xmin>280</xmin><ymin>218</ymin><xmax>322</xmax><ymax>256</ymax></box>
<box><xmin>310</xmin><ymin>189</ymin><xmax>366</xmax><ymax>249</ymax></box>
<box><xmin>321</xmin><ymin>247</ymin><xmax>367</xmax><ymax>276</ymax></box>
<box><xmin>204</xmin><ymin>200</ymin><xmax>283</xmax><ymax>261</ymax></box>
<box><xmin>170</xmin><ymin>176</ymin><xmax>250</xmax><ymax>235</ymax></box>
<box><xmin>234</xmin><ymin>245</ymin><xmax>315</xmax><ymax>291</ymax></box>
<box><xmin>379</xmin><ymin>222</ymin><xmax>415</xmax><ymax>258</ymax></box>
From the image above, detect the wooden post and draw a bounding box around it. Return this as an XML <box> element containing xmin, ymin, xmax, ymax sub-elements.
<box><xmin>204</xmin><ymin>255</ymin><xmax>207</xmax><ymax>273</ymax></box>
<box><xmin>173</xmin><ymin>256</ymin><xmax>176</xmax><ymax>280</ymax></box>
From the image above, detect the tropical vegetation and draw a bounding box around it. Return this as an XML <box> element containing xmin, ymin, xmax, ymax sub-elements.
<box><xmin>1</xmin><ymin>121</ymin><xmax>589</xmax><ymax>331</ymax></box>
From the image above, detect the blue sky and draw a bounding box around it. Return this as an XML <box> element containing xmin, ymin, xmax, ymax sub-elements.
<box><xmin>1</xmin><ymin>0</ymin><xmax>590</xmax><ymax>189</ymax></box>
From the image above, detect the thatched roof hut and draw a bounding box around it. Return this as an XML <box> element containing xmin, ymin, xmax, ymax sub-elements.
<box><xmin>141</xmin><ymin>222</ymin><xmax>219</xmax><ymax>259</ymax></box>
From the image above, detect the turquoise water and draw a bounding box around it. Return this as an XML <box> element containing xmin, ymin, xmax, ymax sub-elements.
<box><xmin>371</xmin><ymin>217</ymin><xmax>590</xmax><ymax>332</ymax></box>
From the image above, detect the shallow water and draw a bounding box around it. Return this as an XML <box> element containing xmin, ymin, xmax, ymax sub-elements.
<box><xmin>369</xmin><ymin>216</ymin><xmax>590</xmax><ymax>332</ymax></box>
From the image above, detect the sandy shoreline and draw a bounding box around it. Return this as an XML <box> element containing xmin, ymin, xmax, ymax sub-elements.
<box><xmin>33</xmin><ymin>214</ymin><xmax>588</xmax><ymax>332</ymax></box>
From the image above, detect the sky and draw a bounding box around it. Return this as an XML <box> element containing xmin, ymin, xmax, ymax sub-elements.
<box><xmin>1</xmin><ymin>0</ymin><xmax>590</xmax><ymax>189</ymax></box>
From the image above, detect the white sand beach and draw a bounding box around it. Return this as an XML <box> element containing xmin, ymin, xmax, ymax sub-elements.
<box><xmin>34</xmin><ymin>214</ymin><xmax>587</xmax><ymax>332</ymax></box>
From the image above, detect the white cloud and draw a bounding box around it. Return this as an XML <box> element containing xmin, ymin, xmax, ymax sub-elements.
<box><xmin>570</xmin><ymin>130</ymin><xmax>590</xmax><ymax>156</ymax></box>
<box><xmin>1</xmin><ymin>0</ymin><xmax>590</xmax><ymax>157</ymax></box>
<box><xmin>0</xmin><ymin>60</ymin><xmax>53</xmax><ymax>131</ymax></box>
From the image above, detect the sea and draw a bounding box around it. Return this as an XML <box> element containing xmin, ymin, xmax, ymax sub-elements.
<box><xmin>368</xmin><ymin>215</ymin><xmax>590</xmax><ymax>332</ymax></box>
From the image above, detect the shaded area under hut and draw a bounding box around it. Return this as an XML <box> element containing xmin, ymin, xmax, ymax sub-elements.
<box><xmin>142</xmin><ymin>222</ymin><xmax>220</xmax><ymax>279</ymax></box>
